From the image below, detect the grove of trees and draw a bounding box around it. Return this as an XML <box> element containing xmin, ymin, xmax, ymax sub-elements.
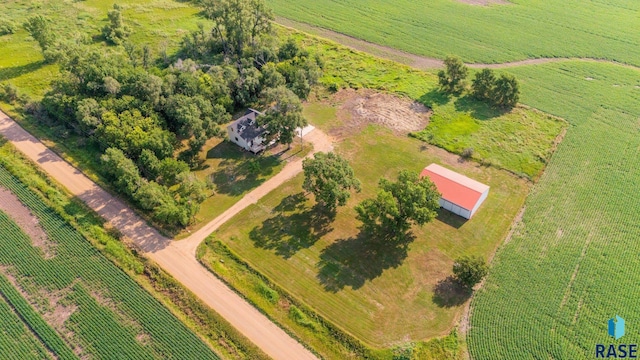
<box><xmin>30</xmin><ymin>0</ymin><xmax>322</xmax><ymax>228</ymax></box>
<box><xmin>439</xmin><ymin>56</ymin><xmax>520</xmax><ymax>109</ymax></box>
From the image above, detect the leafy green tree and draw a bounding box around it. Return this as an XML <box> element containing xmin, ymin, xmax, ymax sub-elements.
<box><xmin>437</xmin><ymin>56</ymin><xmax>468</xmax><ymax>93</ymax></box>
<box><xmin>23</xmin><ymin>16</ymin><xmax>56</xmax><ymax>61</ymax></box>
<box><xmin>138</xmin><ymin>149</ymin><xmax>161</xmax><ymax>180</ymax></box>
<box><xmin>134</xmin><ymin>180</ymin><xmax>173</xmax><ymax>211</ymax></box>
<box><xmin>100</xmin><ymin>147</ymin><xmax>142</xmax><ymax>195</ymax></box>
<box><xmin>102</xmin><ymin>4</ymin><xmax>131</xmax><ymax>45</ymax></box>
<box><xmin>452</xmin><ymin>255</ymin><xmax>488</xmax><ymax>288</ymax></box>
<box><xmin>302</xmin><ymin>152</ymin><xmax>361</xmax><ymax>210</ymax></box>
<box><xmin>471</xmin><ymin>68</ymin><xmax>496</xmax><ymax>101</ymax></box>
<box><xmin>96</xmin><ymin>110</ymin><xmax>175</xmax><ymax>159</ymax></box>
<box><xmin>202</xmin><ymin>0</ymin><xmax>274</xmax><ymax>58</ymax></box>
<box><xmin>490</xmin><ymin>74</ymin><xmax>520</xmax><ymax>109</ymax></box>
<box><xmin>154</xmin><ymin>199</ymin><xmax>189</xmax><ymax>227</ymax></box>
<box><xmin>290</xmin><ymin>69</ymin><xmax>311</xmax><ymax>100</ymax></box>
<box><xmin>75</xmin><ymin>98</ymin><xmax>103</xmax><ymax>135</ymax></box>
<box><xmin>278</xmin><ymin>38</ymin><xmax>300</xmax><ymax>61</ymax></box>
<box><xmin>156</xmin><ymin>158</ymin><xmax>190</xmax><ymax>186</ymax></box>
<box><xmin>260</xmin><ymin>62</ymin><xmax>285</xmax><ymax>89</ymax></box>
<box><xmin>103</xmin><ymin>76</ymin><xmax>121</xmax><ymax>96</ymax></box>
<box><xmin>356</xmin><ymin>170</ymin><xmax>441</xmax><ymax>236</ymax></box>
<box><xmin>260</xmin><ymin>86</ymin><xmax>307</xmax><ymax>149</ymax></box>
<box><xmin>233</xmin><ymin>62</ymin><xmax>262</xmax><ymax>106</ymax></box>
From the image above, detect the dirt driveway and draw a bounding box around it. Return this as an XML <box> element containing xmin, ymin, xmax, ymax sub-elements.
<box><xmin>0</xmin><ymin>110</ymin><xmax>320</xmax><ymax>360</ymax></box>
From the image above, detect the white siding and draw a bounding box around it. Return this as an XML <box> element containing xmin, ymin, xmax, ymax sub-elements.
<box><xmin>470</xmin><ymin>189</ymin><xmax>490</xmax><ymax>218</ymax></box>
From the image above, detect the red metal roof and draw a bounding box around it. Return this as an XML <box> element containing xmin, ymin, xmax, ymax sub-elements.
<box><xmin>420</xmin><ymin>164</ymin><xmax>489</xmax><ymax>211</ymax></box>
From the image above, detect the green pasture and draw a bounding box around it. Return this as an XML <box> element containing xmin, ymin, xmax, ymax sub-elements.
<box><xmin>268</xmin><ymin>0</ymin><xmax>640</xmax><ymax>65</ymax></box>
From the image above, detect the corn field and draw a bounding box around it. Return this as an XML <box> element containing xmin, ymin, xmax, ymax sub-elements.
<box><xmin>0</xmin><ymin>166</ymin><xmax>219</xmax><ymax>359</ymax></box>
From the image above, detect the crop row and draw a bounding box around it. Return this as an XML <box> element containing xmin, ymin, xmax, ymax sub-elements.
<box><xmin>0</xmin><ymin>271</ymin><xmax>77</xmax><ymax>360</ymax></box>
<box><xmin>0</xmin><ymin>166</ymin><xmax>219</xmax><ymax>359</ymax></box>
<box><xmin>468</xmin><ymin>64</ymin><xmax>640</xmax><ymax>359</ymax></box>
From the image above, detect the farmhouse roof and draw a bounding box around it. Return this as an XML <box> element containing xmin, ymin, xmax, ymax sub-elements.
<box><xmin>420</xmin><ymin>164</ymin><xmax>489</xmax><ymax>211</ymax></box>
<box><xmin>231</xmin><ymin>108</ymin><xmax>266</xmax><ymax>141</ymax></box>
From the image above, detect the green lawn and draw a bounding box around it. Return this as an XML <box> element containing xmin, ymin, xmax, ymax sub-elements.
<box><xmin>467</xmin><ymin>61</ymin><xmax>640</xmax><ymax>359</ymax></box>
<box><xmin>200</xmin><ymin>120</ymin><xmax>530</xmax><ymax>348</ymax></box>
<box><xmin>268</xmin><ymin>0</ymin><xmax>640</xmax><ymax>66</ymax></box>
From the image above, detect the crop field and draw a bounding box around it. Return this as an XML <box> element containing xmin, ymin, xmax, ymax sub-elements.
<box><xmin>0</xmin><ymin>292</ymin><xmax>54</xmax><ymax>359</ymax></box>
<box><xmin>0</xmin><ymin>166</ymin><xmax>219</xmax><ymax>359</ymax></box>
<box><xmin>467</xmin><ymin>62</ymin><xmax>640</xmax><ymax>358</ymax></box>
<box><xmin>268</xmin><ymin>0</ymin><xmax>640</xmax><ymax>65</ymax></box>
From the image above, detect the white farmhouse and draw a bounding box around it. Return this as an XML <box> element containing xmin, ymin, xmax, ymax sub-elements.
<box><xmin>227</xmin><ymin>109</ymin><xmax>267</xmax><ymax>153</ymax></box>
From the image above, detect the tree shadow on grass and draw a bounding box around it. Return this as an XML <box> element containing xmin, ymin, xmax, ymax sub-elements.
<box><xmin>249</xmin><ymin>193</ymin><xmax>335</xmax><ymax>259</ymax></box>
<box><xmin>432</xmin><ymin>276</ymin><xmax>472</xmax><ymax>308</ymax></box>
<box><xmin>419</xmin><ymin>88</ymin><xmax>451</xmax><ymax>109</ymax></box>
<box><xmin>453</xmin><ymin>94</ymin><xmax>510</xmax><ymax>120</ymax></box>
<box><xmin>316</xmin><ymin>228</ymin><xmax>415</xmax><ymax>292</ymax></box>
<box><xmin>0</xmin><ymin>61</ymin><xmax>46</xmax><ymax>82</ymax></box>
<box><xmin>208</xmin><ymin>141</ymin><xmax>281</xmax><ymax>196</ymax></box>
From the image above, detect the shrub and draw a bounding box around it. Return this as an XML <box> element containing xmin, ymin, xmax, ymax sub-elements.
<box><xmin>256</xmin><ymin>281</ymin><xmax>279</xmax><ymax>304</ymax></box>
<box><xmin>0</xmin><ymin>20</ymin><xmax>16</xmax><ymax>35</ymax></box>
<box><xmin>0</xmin><ymin>83</ymin><xmax>19</xmax><ymax>103</ymax></box>
<box><xmin>461</xmin><ymin>147</ymin><xmax>474</xmax><ymax>159</ymax></box>
<box><xmin>288</xmin><ymin>305</ymin><xmax>317</xmax><ymax>330</ymax></box>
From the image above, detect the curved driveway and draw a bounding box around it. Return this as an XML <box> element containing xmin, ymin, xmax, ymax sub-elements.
<box><xmin>0</xmin><ymin>110</ymin><xmax>332</xmax><ymax>360</ymax></box>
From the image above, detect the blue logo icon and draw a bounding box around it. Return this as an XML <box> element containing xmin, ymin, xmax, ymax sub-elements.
<box><xmin>609</xmin><ymin>315</ymin><xmax>626</xmax><ymax>340</ymax></box>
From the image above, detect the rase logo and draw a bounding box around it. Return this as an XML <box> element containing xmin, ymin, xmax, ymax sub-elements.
<box><xmin>596</xmin><ymin>315</ymin><xmax>637</xmax><ymax>358</ymax></box>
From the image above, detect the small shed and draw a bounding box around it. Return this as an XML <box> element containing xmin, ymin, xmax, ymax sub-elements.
<box><xmin>420</xmin><ymin>164</ymin><xmax>489</xmax><ymax>219</ymax></box>
<box><xmin>227</xmin><ymin>109</ymin><xmax>267</xmax><ymax>153</ymax></box>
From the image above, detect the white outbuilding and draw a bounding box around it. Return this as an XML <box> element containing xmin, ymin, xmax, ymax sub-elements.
<box><xmin>420</xmin><ymin>164</ymin><xmax>490</xmax><ymax>220</ymax></box>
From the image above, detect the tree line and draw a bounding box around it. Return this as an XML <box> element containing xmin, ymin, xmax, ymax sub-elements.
<box><xmin>438</xmin><ymin>56</ymin><xmax>520</xmax><ymax>109</ymax></box>
<box><xmin>19</xmin><ymin>0</ymin><xmax>320</xmax><ymax>228</ymax></box>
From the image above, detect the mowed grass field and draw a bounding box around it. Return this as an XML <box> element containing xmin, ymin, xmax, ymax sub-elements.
<box><xmin>268</xmin><ymin>0</ymin><xmax>640</xmax><ymax>65</ymax></box>
<box><xmin>0</xmin><ymin>166</ymin><xmax>219</xmax><ymax>359</ymax></box>
<box><xmin>468</xmin><ymin>62</ymin><xmax>640</xmax><ymax>358</ymax></box>
<box><xmin>200</xmin><ymin>117</ymin><xmax>530</xmax><ymax>347</ymax></box>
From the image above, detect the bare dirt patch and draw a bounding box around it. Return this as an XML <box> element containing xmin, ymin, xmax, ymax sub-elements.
<box><xmin>330</xmin><ymin>89</ymin><xmax>431</xmax><ymax>138</ymax></box>
<box><xmin>0</xmin><ymin>186</ymin><xmax>55</xmax><ymax>259</ymax></box>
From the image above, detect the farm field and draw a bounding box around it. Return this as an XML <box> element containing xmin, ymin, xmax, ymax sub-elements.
<box><xmin>199</xmin><ymin>102</ymin><xmax>530</xmax><ymax>349</ymax></box>
<box><xmin>267</xmin><ymin>0</ymin><xmax>640</xmax><ymax>65</ymax></box>
<box><xmin>0</xmin><ymin>164</ymin><xmax>219</xmax><ymax>359</ymax></box>
<box><xmin>468</xmin><ymin>62</ymin><xmax>640</xmax><ymax>358</ymax></box>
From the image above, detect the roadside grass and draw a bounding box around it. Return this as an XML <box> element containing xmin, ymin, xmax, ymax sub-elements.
<box><xmin>468</xmin><ymin>62</ymin><xmax>640</xmax><ymax>358</ymax></box>
<box><xmin>267</xmin><ymin>0</ymin><xmax>640</xmax><ymax>66</ymax></box>
<box><xmin>199</xmin><ymin>121</ymin><xmax>529</xmax><ymax>350</ymax></box>
<box><xmin>0</xmin><ymin>139</ymin><xmax>269</xmax><ymax>360</ymax></box>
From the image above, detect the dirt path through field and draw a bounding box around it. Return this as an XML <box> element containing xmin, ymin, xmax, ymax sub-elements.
<box><xmin>276</xmin><ymin>17</ymin><xmax>640</xmax><ymax>72</ymax></box>
<box><xmin>0</xmin><ymin>110</ymin><xmax>322</xmax><ymax>360</ymax></box>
